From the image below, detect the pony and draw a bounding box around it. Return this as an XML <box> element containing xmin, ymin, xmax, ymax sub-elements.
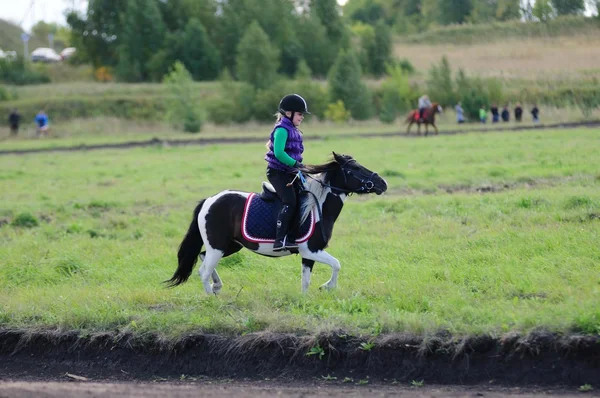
<box><xmin>165</xmin><ymin>152</ymin><xmax>388</xmax><ymax>294</ymax></box>
<box><xmin>405</xmin><ymin>103</ymin><xmax>443</xmax><ymax>136</ymax></box>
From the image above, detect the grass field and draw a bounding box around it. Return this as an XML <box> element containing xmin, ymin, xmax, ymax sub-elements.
<box><xmin>1</xmin><ymin>128</ymin><xmax>599</xmax><ymax>339</ymax></box>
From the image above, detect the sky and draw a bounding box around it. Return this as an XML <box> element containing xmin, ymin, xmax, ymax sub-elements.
<box><xmin>0</xmin><ymin>0</ymin><xmax>87</xmax><ymax>32</ymax></box>
<box><xmin>0</xmin><ymin>0</ymin><xmax>595</xmax><ymax>33</ymax></box>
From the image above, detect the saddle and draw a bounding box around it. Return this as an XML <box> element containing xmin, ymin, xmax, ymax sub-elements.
<box><xmin>241</xmin><ymin>182</ymin><xmax>316</xmax><ymax>244</ymax></box>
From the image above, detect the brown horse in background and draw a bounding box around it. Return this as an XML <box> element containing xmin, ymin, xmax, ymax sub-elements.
<box><xmin>405</xmin><ymin>103</ymin><xmax>443</xmax><ymax>136</ymax></box>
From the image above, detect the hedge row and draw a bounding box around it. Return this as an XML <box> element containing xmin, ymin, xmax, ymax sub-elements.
<box><xmin>2</xmin><ymin>82</ymin><xmax>599</xmax><ymax>126</ymax></box>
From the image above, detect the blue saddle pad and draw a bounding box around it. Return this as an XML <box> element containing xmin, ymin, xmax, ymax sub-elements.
<box><xmin>242</xmin><ymin>193</ymin><xmax>315</xmax><ymax>243</ymax></box>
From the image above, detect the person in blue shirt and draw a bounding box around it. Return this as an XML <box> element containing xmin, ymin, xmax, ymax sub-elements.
<box><xmin>35</xmin><ymin>110</ymin><xmax>50</xmax><ymax>137</ymax></box>
<box><xmin>455</xmin><ymin>102</ymin><xmax>465</xmax><ymax>124</ymax></box>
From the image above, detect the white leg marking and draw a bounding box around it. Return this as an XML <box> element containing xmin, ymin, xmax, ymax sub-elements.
<box><xmin>199</xmin><ymin>249</ymin><xmax>223</xmax><ymax>295</ymax></box>
<box><xmin>299</xmin><ymin>249</ymin><xmax>341</xmax><ymax>290</ymax></box>
<box><xmin>211</xmin><ymin>269</ymin><xmax>223</xmax><ymax>294</ymax></box>
<box><xmin>302</xmin><ymin>263</ymin><xmax>312</xmax><ymax>293</ymax></box>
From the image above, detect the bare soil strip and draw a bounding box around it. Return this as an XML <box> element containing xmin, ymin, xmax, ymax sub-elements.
<box><xmin>1</xmin><ymin>120</ymin><xmax>599</xmax><ymax>156</ymax></box>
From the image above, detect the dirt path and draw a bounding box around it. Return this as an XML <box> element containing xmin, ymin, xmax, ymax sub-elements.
<box><xmin>0</xmin><ymin>120</ymin><xmax>598</xmax><ymax>156</ymax></box>
<box><xmin>0</xmin><ymin>380</ymin><xmax>593</xmax><ymax>398</ymax></box>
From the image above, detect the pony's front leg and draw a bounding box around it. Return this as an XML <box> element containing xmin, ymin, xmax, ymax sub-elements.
<box><xmin>301</xmin><ymin>259</ymin><xmax>315</xmax><ymax>293</ymax></box>
<box><xmin>300</xmin><ymin>249</ymin><xmax>341</xmax><ymax>291</ymax></box>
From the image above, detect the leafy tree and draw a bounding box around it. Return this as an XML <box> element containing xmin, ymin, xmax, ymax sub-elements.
<box><xmin>66</xmin><ymin>0</ymin><xmax>127</xmax><ymax>67</ymax></box>
<box><xmin>235</xmin><ymin>21</ymin><xmax>280</xmax><ymax>89</ymax></box>
<box><xmin>369</xmin><ymin>20</ymin><xmax>392</xmax><ymax>76</ymax></box>
<box><xmin>117</xmin><ymin>0</ymin><xmax>166</xmax><ymax>82</ymax></box>
<box><xmin>216</xmin><ymin>0</ymin><xmax>297</xmax><ymax>73</ymax></box>
<box><xmin>551</xmin><ymin>0</ymin><xmax>585</xmax><ymax>14</ymax></box>
<box><xmin>382</xmin><ymin>63</ymin><xmax>414</xmax><ymax>112</ymax></box>
<box><xmin>469</xmin><ymin>0</ymin><xmax>521</xmax><ymax>22</ymax></box>
<box><xmin>533</xmin><ymin>0</ymin><xmax>556</xmax><ymax>21</ymax></box>
<box><xmin>157</xmin><ymin>0</ymin><xmax>218</xmax><ymax>34</ymax></box>
<box><xmin>311</xmin><ymin>0</ymin><xmax>347</xmax><ymax>44</ymax></box>
<box><xmin>179</xmin><ymin>19</ymin><xmax>221</xmax><ymax>80</ymax></box>
<box><xmin>346</xmin><ymin>0</ymin><xmax>386</xmax><ymax>24</ymax></box>
<box><xmin>426</xmin><ymin>56</ymin><xmax>456</xmax><ymax>107</ymax></box>
<box><xmin>164</xmin><ymin>62</ymin><xmax>204</xmax><ymax>133</ymax></box>
<box><xmin>295</xmin><ymin>14</ymin><xmax>337</xmax><ymax>77</ymax></box>
<box><xmin>328</xmin><ymin>49</ymin><xmax>373</xmax><ymax>120</ymax></box>
<box><xmin>294</xmin><ymin>59</ymin><xmax>313</xmax><ymax>80</ymax></box>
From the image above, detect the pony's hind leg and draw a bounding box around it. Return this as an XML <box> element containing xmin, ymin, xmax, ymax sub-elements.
<box><xmin>198</xmin><ymin>249</ymin><xmax>223</xmax><ymax>295</ymax></box>
<box><xmin>199</xmin><ymin>251</ymin><xmax>223</xmax><ymax>294</ymax></box>
<box><xmin>199</xmin><ymin>241</ymin><xmax>242</xmax><ymax>294</ymax></box>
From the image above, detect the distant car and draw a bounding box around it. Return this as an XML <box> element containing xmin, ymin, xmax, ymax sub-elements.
<box><xmin>60</xmin><ymin>47</ymin><xmax>76</xmax><ymax>60</ymax></box>
<box><xmin>30</xmin><ymin>47</ymin><xmax>62</xmax><ymax>63</ymax></box>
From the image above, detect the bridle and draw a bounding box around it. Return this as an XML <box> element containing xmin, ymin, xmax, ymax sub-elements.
<box><xmin>337</xmin><ymin>159</ymin><xmax>379</xmax><ymax>194</ymax></box>
<box><xmin>297</xmin><ymin>159</ymin><xmax>381</xmax><ymax>243</ymax></box>
<box><xmin>302</xmin><ymin>159</ymin><xmax>380</xmax><ymax>195</ymax></box>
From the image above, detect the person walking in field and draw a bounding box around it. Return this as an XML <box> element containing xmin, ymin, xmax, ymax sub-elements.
<box><xmin>531</xmin><ymin>104</ymin><xmax>540</xmax><ymax>123</ymax></box>
<box><xmin>479</xmin><ymin>105</ymin><xmax>487</xmax><ymax>124</ymax></box>
<box><xmin>455</xmin><ymin>101</ymin><xmax>465</xmax><ymax>124</ymax></box>
<box><xmin>35</xmin><ymin>109</ymin><xmax>50</xmax><ymax>137</ymax></box>
<box><xmin>501</xmin><ymin>104</ymin><xmax>510</xmax><ymax>122</ymax></box>
<box><xmin>491</xmin><ymin>103</ymin><xmax>499</xmax><ymax>123</ymax></box>
<box><xmin>514</xmin><ymin>103</ymin><xmax>523</xmax><ymax>122</ymax></box>
<box><xmin>8</xmin><ymin>108</ymin><xmax>21</xmax><ymax>135</ymax></box>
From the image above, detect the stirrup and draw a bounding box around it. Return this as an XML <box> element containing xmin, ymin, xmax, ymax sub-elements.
<box><xmin>284</xmin><ymin>238</ymin><xmax>298</xmax><ymax>249</ymax></box>
<box><xmin>273</xmin><ymin>238</ymin><xmax>286</xmax><ymax>252</ymax></box>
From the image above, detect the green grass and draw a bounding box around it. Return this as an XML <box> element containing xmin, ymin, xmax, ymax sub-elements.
<box><xmin>0</xmin><ymin>128</ymin><xmax>599</xmax><ymax>339</ymax></box>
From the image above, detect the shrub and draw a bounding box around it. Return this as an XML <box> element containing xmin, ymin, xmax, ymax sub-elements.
<box><xmin>325</xmin><ymin>100</ymin><xmax>351</xmax><ymax>123</ymax></box>
<box><xmin>163</xmin><ymin>61</ymin><xmax>204</xmax><ymax>133</ymax></box>
<box><xmin>11</xmin><ymin>213</ymin><xmax>39</xmax><ymax>228</ymax></box>
<box><xmin>0</xmin><ymin>58</ymin><xmax>50</xmax><ymax>85</ymax></box>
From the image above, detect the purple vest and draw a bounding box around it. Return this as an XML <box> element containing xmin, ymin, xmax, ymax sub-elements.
<box><xmin>264</xmin><ymin>117</ymin><xmax>304</xmax><ymax>173</ymax></box>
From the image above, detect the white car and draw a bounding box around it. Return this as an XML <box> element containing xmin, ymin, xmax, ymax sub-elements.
<box><xmin>31</xmin><ymin>47</ymin><xmax>62</xmax><ymax>63</ymax></box>
<box><xmin>60</xmin><ymin>47</ymin><xmax>76</xmax><ymax>60</ymax></box>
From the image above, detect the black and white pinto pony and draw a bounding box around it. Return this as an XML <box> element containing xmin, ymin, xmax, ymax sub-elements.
<box><xmin>165</xmin><ymin>152</ymin><xmax>387</xmax><ymax>294</ymax></box>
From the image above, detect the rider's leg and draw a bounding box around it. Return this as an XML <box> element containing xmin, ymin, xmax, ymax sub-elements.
<box><xmin>267</xmin><ymin>168</ymin><xmax>298</xmax><ymax>251</ymax></box>
<box><xmin>419</xmin><ymin>107</ymin><xmax>425</xmax><ymax>121</ymax></box>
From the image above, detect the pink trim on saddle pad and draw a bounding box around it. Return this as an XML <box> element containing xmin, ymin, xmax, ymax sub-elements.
<box><xmin>241</xmin><ymin>193</ymin><xmax>316</xmax><ymax>244</ymax></box>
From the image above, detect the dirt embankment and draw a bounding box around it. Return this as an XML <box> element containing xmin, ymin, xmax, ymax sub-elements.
<box><xmin>1</xmin><ymin>329</ymin><xmax>598</xmax><ymax>386</ymax></box>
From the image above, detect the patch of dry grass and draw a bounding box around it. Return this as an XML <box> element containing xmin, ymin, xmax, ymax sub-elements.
<box><xmin>394</xmin><ymin>35</ymin><xmax>600</xmax><ymax>81</ymax></box>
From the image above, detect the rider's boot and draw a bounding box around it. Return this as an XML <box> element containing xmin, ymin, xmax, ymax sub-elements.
<box><xmin>273</xmin><ymin>205</ymin><xmax>295</xmax><ymax>252</ymax></box>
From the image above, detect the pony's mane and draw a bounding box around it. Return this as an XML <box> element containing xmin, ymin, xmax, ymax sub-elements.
<box><xmin>303</xmin><ymin>160</ymin><xmax>339</xmax><ymax>176</ymax></box>
<box><xmin>298</xmin><ymin>157</ymin><xmax>346</xmax><ymax>224</ymax></box>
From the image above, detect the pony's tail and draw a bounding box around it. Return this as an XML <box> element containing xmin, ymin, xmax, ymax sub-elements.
<box><xmin>164</xmin><ymin>200</ymin><xmax>205</xmax><ymax>288</ymax></box>
<box><xmin>405</xmin><ymin>111</ymin><xmax>415</xmax><ymax>124</ymax></box>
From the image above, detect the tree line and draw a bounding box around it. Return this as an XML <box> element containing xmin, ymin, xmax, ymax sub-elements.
<box><xmin>66</xmin><ymin>0</ymin><xmax>597</xmax><ymax>84</ymax></box>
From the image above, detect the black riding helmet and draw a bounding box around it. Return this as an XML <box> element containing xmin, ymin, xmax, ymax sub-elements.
<box><xmin>279</xmin><ymin>94</ymin><xmax>311</xmax><ymax>115</ymax></box>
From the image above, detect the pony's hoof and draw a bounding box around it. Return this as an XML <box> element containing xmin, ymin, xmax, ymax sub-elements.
<box><xmin>319</xmin><ymin>284</ymin><xmax>334</xmax><ymax>291</ymax></box>
<box><xmin>213</xmin><ymin>285</ymin><xmax>222</xmax><ymax>295</ymax></box>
